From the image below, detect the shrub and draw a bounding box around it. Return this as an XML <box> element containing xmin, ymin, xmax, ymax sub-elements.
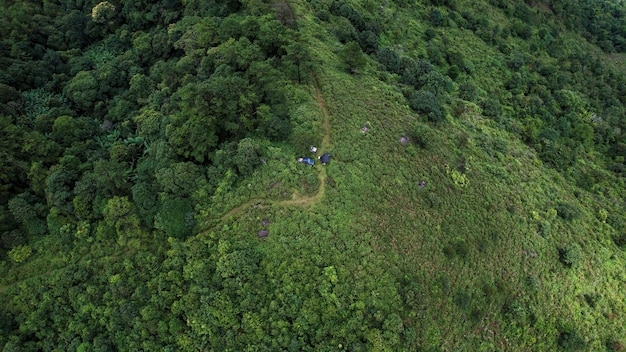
<box><xmin>377</xmin><ymin>47</ymin><xmax>401</xmax><ymax>74</ymax></box>
<box><xmin>481</xmin><ymin>97</ymin><xmax>503</xmax><ymax>118</ymax></box>
<box><xmin>358</xmin><ymin>30</ymin><xmax>379</xmax><ymax>54</ymax></box>
<box><xmin>583</xmin><ymin>293</ymin><xmax>601</xmax><ymax>308</ymax></box>
<box><xmin>458</xmin><ymin>82</ymin><xmax>478</xmax><ymax>102</ymax></box>
<box><xmin>427</xmin><ymin>192</ymin><xmax>441</xmax><ymax>208</ymax></box>
<box><xmin>409</xmin><ymin>90</ymin><xmax>443</xmax><ymax>122</ymax></box>
<box><xmin>412</xmin><ymin>124</ymin><xmax>436</xmax><ymax>149</ymax></box>
<box><xmin>447</xmin><ymin>65</ymin><xmax>460</xmax><ymax>79</ymax></box>
<box><xmin>503</xmin><ymin>299</ymin><xmax>528</xmax><ymax>323</ymax></box>
<box><xmin>424</xmin><ymin>28</ymin><xmax>437</xmax><ymax>41</ymax></box>
<box><xmin>556</xmin><ymin>203</ymin><xmax>580</xmax><ymax>221</ymax></box>
<box><xmin>558</xmin><ymin>329</ymin><xmax>587</xmax><ymax>352</ymax></box>
<box><xmin>340</xmin><ymin>41</ymin><xmax>366</xmax><ymax>73</ymax></box>
<box><xmin>454</xmin><ymin>291</ymin><xmax>472</xmax><ymax>310</ymax></box>
<box><xmin>8</xmin><ymin>245</ymin><xmax>33</xmax><ymax>263</ymax></box>
<box><xmin>443</xmin><ymin>239</ymin><xmax>469</xmax><ymax>259</ymax></box>
<box><xmin>429</xmin><ymin>9</ymin><xmax>444</xmax><ymax>27</ymax></box>
<box><xmin>613</xmin><ymin>233</ymin><xmax>626</xmax><ymax>247</ymax></box>
<box><xmin>538</xmin><ymin>221</ymin><xmax>551</xmax><ymax>237</ymax></box>
<box><xmin>558</xmin><ymin>243</ymin><xmax>582</xmax><ymax>268</ymax></box>
<box><xmin>606</xmin><ymin>339</ymin><xmax>625</xmax><ymax>351</ymax></box>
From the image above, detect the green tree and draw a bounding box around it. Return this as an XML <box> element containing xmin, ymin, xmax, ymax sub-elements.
<box><xmin>154</xmin><ymin>197</ymin><xmax>195</xmax><ymax>238</ymax></box>
<box><xmin>65</xmin><ymin>71</ymin><xmax>99</xmax><ymax>111</ymax></box>
<box><xmin>283</xmin><ymin>41</ymin><xmax>313</xmax><ymax>84</ymax></box>
<box><xmin>340</xmin><ymin>41</ymin><xmax>366</xmax><ymax>73</ymax></box>
<box><xmin>358</xmin><ymin>30</ymin><xmax>379</xmax><ymax>55</ymax></box>
<box><xmin>256</xmin><ymin>16</ymin><xmax>289</xmax><ymax>57</ymax></box>
<box><xmin>72</xmin><ymin>173</ymin><xmax>102</xmax><ymax>221</ymax></box>
<box><xmin>103</xmin><ymin>196</ymin><xmax>145</xmax><ymax>245</ymax></box>
<box><xmin>166</xmin><ymin>96</ymin><xmax>219</xmax><ymax>162</ymax></box>
<box><xmin>134</xmin><ymin>109</ymin><xmax>164</xmax><ymax>141</ymax></box>
<box><xmin>8</xmin><ymin>192</ymin><xmax>47</xmax><ymax>236</ymax></box>
<box><xmin>8</xmin><ymin>245</ymin><xmax>32</xmax><ymax>263</ymax></box>
<box><xmin>46</xmin><ymin>156</ymin><xmax>81</xmax><ymax>214</ymax></box>
<box><xmin>51</xmin><ymin>115</ymin><xmax>90</xmax><ymax>146</ymax></box>
<box><xmin>0</xmin><ymin>116</ymin><xmax>28</xmax><ymax>202</ymax></box>
<box><xmin>92</xmin><ymin>159</ymin><xmax>132</xmax><ymax>196</ymax></box>
<box><xmin>559</xmin><ymin>243</ymin><xmax>583</xmax><ymax>268</ymax></box>
<box><xmin>409</xmin><ymin>90</ymin><xmax>444</xmax><ymax>122</ymax></box>
<box><xmin>419</xmin><ymin>70</ymin><xmax>453</xmax><ymax>97</ymax></box>
<box><xmin>234</xmin><ymin>137</ymin><xmax>263</xmax><ymax>176</ymax></box>
<box><xmin>128</xmin><ymin>74</ymin><xmax>156</xmax><ymax>105</ymax></box>
<box><xmin>91</xmin><ymin>2</ymin><xmax>117</xmax><ymax>24</ymax></box>
<box><xmin>131</xmin><ymin>181</ymin><xmax>159</xmax><ymax>226</ymax></box>
<box><xmin>332</xmin><ymin>16</ymin><xmax>358</xmax><ymax>44</ymax></box>
<box><xmin>401</xmin><ymin>59</ymin><xmax>435</xmax><ymax>88</ymax></box>
<box><xmin>377</xmin><ymin>47</ymin><xmax>401</xmax><ymax>74</ymax></box>
<box><xmin>155</xmin><ymin>162</ymin><xmax>206</xmax><ymax>197</ymax></box>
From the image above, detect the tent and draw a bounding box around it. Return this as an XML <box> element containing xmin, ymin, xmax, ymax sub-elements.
<box><xmin>319</xmin><ymin>153</ymin><xmax>331</xmax><ymax>165</ymax></box>
<box><xmin>298</xmin><ymin>157</ymin><xmax>315</xmax><ymax>166</ymax></box>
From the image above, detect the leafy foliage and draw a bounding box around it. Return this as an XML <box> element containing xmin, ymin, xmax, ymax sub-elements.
<box><xmin>409</xmin><ymin>90</ymin><xmax>444</xmax><ymax>122</ymax></box>
<box><xmin>559</xmin><ymin>243</ymin><xmax>583</xmax><ymax>268</ymax></box>
<box><xmin>1</xmin><ymin>0</ymin><xmax>626</xmax><ymax>351</ymax></box>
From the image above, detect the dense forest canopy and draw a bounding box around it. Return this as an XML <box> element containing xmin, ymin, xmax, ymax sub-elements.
<box><xmin>1</xmin><ymin>0</ymin><xmax>625</xmax><ymax>350</ymax></box>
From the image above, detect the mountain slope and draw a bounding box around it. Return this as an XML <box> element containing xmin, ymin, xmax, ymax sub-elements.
<box><xmin>1</xmin><ymin>0</ymin><xmax>625</xmax><ymax>351</ymax></box>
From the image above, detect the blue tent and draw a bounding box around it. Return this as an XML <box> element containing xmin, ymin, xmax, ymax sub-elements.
<box><xmin>319</xmin><ymin>153</ymin><xmax>331</xmax><ymax>165</ymax></box>
<box><xmin>298</xmin><ymin>157</ymin><xmax>315</xmax><ymax>166</ymax></box>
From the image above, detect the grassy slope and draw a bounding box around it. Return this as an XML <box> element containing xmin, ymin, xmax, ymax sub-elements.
<box><xmin>215</xmin><ymin>7</ymin><xmax>626</xmax><ymax>350</ymax></box>
<box><xmin>1</xmin><ymin>1</ymin><xmax>624</xmax><ymax>350</ymax></box>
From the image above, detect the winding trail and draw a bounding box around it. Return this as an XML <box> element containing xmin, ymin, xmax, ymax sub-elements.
<box><xmin>220</xmin><ymin>75</ymin><xmax>331</xmax><ymax>221</ymax></box>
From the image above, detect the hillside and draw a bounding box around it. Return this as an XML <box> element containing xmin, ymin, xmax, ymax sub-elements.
<box><xmin>1</xmin><ymin>0</ymin><xmax>625</xmax><ymax>351</ymax></box>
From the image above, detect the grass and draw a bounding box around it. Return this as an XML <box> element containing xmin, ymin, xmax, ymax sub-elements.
<box><xmin>2</xmin><ymin>1</ymin><xmax>625</xmax><ymax>350</ymax></box>
<box><xmin>210</xmin><ymin>48</ymin><xmax>626</xmax><ymax>348</ymax></box>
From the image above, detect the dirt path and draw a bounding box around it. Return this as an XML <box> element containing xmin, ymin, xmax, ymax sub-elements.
<box><xmin>220</xmin><ymin>75</ymin><xmax>331</xmax><ymax>221</ymax></box>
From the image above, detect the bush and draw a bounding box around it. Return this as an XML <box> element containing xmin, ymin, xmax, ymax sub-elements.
<box><xmin>538</xmin><ymin>221</ymin><xmax>551</xmax><ymax>237</ymax></box>
<box><xmin>556</xmin><ymin>203</ymin><xmax>580</xmax><ymax>220</ymax></box>
<box><xmin>458</xmin><ymin>82</ymin><xmax>478</xmax><ymax>102</ymax></box>
<box><xmin>401</xmin><ymin>59</ymin><xmax>435</xmax><ymax>88</ymax></box>
<box><xmin>606</xmin><ymin>339</ymin><xmax>625</xmax><ymax>351</ymax></box>
<box><xmin>412</xmin><ymin>124</ymin><xmax>436</xmax><ymax>149</ymax></box>
<box><xmin>358</xmin><ymin>30</ymin><xmax>379</xmax><ymax>55</ymax></box>
<box><xmin>443</xmin><ymin>239</ymin><xmax>469</xmax><ymax>259</ymax></box>
<box><xmin>558</xmin><ymin>243</ymin><xmax>582</xmax><ymax>268</ymax></box>
<box><xmin>427</xmin><ymin>192</ymin><xmax>440</xmax><ymax>208</ymax></box>
<box><xmin>377</xmin><ymin>47</ymin><xmax>401</xmax><ymax>74</ymax></box>
<box><xmin>558</xmin><ymin>329</ymin><xmax>587</xmax><ymax>352</ymax></box>
<box><xmin>613</xmin><ymin>233</ymin><xmax>626</xmax><ymax>248</ymax></box>
<box><xmin>480</xmin><ymin>97</ymin><xmax>503</xmax><ymax>118</ymax></box>
<box><xmin>409</xmin><ymin>90</ymin><xmax>443</xmax><ymax>122</ymax></box>
<box><xmin>424</xmin><ymin>28</ymin><xmax>437</xmax><ymax>41</ymax></box>
<box><xmin>454</xmin><ymin>291</ymin><xmax>472</xmax><ymax>310</ymax></box>
<box><xmin>340</xmin><ymin>41</ymin><xmax>366</xmax><ymax>73</ymax></box>
<box><xmin>8</xmin><ymin>245</ymin><xmax>33</xmax><ymax>262</ymax></box>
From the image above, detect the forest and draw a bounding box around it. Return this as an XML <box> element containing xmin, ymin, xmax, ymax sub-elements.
<box><xmin>1</xmin><ymin>0</ymin><xmax>625</xmax><ymax>350</ymax></box>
